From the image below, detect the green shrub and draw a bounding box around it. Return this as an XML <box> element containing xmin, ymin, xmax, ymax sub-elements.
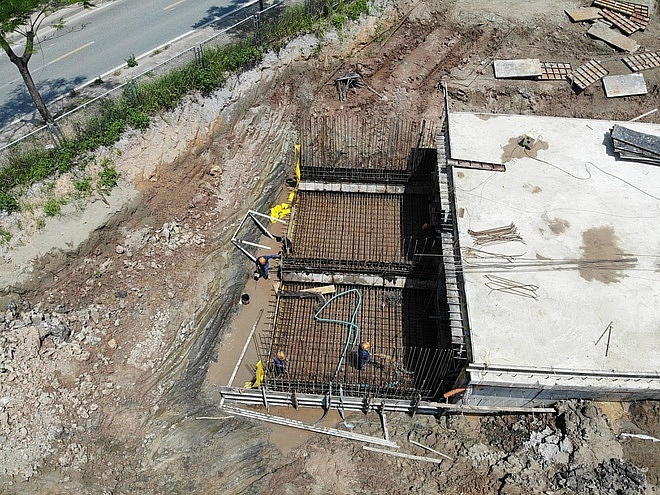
<box><xmin>43</xmin><ymin>198</ymin><xmax>63</xmax><ymax>217</ymax></box>
<box><xmin>0</xmin><ymin>192</ymin><xmax>19</xmax><ymax>213</ymax></box>
<box><xmin>126</xmin><ymin>54</ymin><xmax>138</xmax><ymax>68</ymax></box>
<box><xmin>345</xmin><ymin>0</ymin><xmax>368</xmax><ymax>20</ymax></box>
<box><xmin>332</xmin><ymin>13</ymin><xmax>344</xmax><ymax>31</ymax></box>
<box><xmin>98</xmin><ymin>162</ymin><xmax>119</xmax><ymax>192</ymax></box>
<box><xmin>74</xmin><ymin>176</ymin><xmax>92</xmax><ymax>195</ymax></box>
<box><xmin>0</xmin><ymin>227</ymin><xmax>11</xmax><ymax>245</ymax></box>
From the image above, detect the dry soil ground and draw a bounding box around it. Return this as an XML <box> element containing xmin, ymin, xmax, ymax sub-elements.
<box><xmin>1</xmin><ymin>0</ymin><xmax>660</xmax><ymax>494</ymax></box>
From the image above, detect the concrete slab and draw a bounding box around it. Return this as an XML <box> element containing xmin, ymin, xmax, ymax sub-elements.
<box><xmin>588</xmin><ymin>21</ymin><xmax>640</xmax><ymax>53</ymax></box>
<box><xmin>448</xmin><ymin>112</ymin><xmax>660</xmax><ymax>394</ymax></box>
<box><xmin>565</xmin><ymin>7</ymin><xmax>602</xmax><ymax>22</ymax></box>
<box><xmin>603</xmin><ymin>73</ymin><xmax>647</xmax><ymax>97</ymax></box>
<box><xmin>493</xmin><ymin>59</ymin><xmax>542</xmax><ymax>79</ymax></box>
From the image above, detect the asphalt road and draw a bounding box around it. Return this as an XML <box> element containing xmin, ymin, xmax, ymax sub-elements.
<box><xmin>0</xmin><ymin>0</ymin><xmax>244</xmax><ymax>128</ymax></box>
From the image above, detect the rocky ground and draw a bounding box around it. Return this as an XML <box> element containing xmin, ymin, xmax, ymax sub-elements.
<box><xmin>1</xmin><ymin>0</ymin><xmax>660</xmax><ymax>493</ymax></box>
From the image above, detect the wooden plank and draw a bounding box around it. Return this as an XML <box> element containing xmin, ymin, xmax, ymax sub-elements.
<box><xmin>588</xmin><ymin>21</ymin><xmax>640</xmax><ymax>53</ymax></box>
<box><xmin>223</xmin><ymin>406</ymin><xmax>401</xmax><ymax>448</ymax></box>
<box><xmin>300</xmin><ymin>285</ymin><xmax>336</xmax><ymax>294</ymax></box>
<box><xmin>565</xmin><ymin>7</ymin><xmax>603</xmax><ymax>21</ymax></box>
<box><xmin>616</xmin><ymin>151</ymin><xmax>660</xmax><ymax>165</ymax></box>
<box><xmin>612</xmin><ymin>139</ymin><xmax>660</xmax><ymax>157</ymax></box>
<box><xmin>447</xmin><ymin>158</ymin><xmax>506</xmax><ymax>171</ymax></box>
<box><xmin>409</xmin><ymin>439</ymin><xmax>455</xmax><ymax>461</ymax></box>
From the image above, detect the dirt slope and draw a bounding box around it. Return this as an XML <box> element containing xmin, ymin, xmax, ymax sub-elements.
<box><xmin>1</xmin><ymin>0</ymin><xmax>659</xmax><ymax>494</ymax></box>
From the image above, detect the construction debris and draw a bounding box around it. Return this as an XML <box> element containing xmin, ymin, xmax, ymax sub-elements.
<box><xmin>468</xmin><ymin>223</ymin><xmax>524</xmax><ymax>246</ymax></box>
<box><xmin>568</xmin><ymin>60</ymin><xmax>609</xmax><ymax>91</ymax></box>
<box><xmin>587</xmin><ymin>21</ymin><xmax>640</xmax><ymax>53</ymax></box>
<box><xmin>493</xmin><ymin>59</ymin><xmax>542</xmax><ymax>79</ymax></box>
<box><xmin>602</xmin><ymin>73</ymin><xmax>647</xmax><ymax>97</ymax></box>
<box><xmin>223</xmin><ymin>405</ymin><xmax>401</xmax><ymax>448</ymax></box>
<box><xmin>484</xmin><ymin>274</ymin><xmax>540</xmax><ymax>300</ymax></box>
<box><xmin>611</xmin><ymin>124</ymin><xmax>660</xmax><ymax>165</ymax></box>
<box><xmin>335</xmin><ymin>72</ymin><xmax>363</xmax><ymax>101</ymax></box>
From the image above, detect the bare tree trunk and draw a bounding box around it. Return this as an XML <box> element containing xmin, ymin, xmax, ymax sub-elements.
<box><xmin>0</xmin><ymin>32</ymin><xmax>55</xmax><ymax>125</ymax></box>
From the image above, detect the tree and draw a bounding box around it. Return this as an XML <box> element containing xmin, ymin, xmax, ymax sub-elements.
<box><xmin>0</xmin><ymin>1</ymin><xmax>93</xmax><ymax>125</ymax></box>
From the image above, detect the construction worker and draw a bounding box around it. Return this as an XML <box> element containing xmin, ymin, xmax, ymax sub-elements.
<box><xmin>273</xmin><ymin>351</ymin><xmax>287</xmax><ymax>376</ymax></box>
<box><xmin>255</xmin><ymin>254</ymin><xmax>280</xmax><ymax>280</ymax></box>
<box><xmin>421</xmin><ymin>222</ymin><xmax>438</xmax><ymax>239</ymax></box>
<box><xmin>357</xmin><ymin>342</ymin><xmax>371</xmax><ymax>370</ymax></box>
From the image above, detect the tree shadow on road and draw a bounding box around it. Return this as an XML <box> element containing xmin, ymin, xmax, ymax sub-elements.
<box><xmin>0</xmin><ymin>75</ymin><xmax>86</xmax><ymax>129</ymax></box>
<box><xmin>192</xmin><ymin>2</ymin><xmax>261</xmax><ymax>30</ymax></box>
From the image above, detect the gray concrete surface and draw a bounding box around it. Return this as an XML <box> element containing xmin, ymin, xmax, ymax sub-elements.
<box><xmin>448</xmin><ymin>112</ymin><xmax>660</xmax><ymax>397</ymax></box>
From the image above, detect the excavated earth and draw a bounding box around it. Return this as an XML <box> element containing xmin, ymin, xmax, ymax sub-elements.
<box><xmin>1</xmin><ymin>0</ymin><xmax>660</xmax><ymax>493</ymax></box>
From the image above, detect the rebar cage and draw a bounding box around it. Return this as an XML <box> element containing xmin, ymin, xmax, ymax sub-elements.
<box><xmin>258</xmin><ymin>283</ymin><xmax>455</xmax><ymax>400</ymax></box>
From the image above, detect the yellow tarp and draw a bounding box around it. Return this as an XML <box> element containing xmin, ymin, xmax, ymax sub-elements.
<box><xmin>244</xmin><ymin>360</ymin><xmax>265</xmax><ymax>389</ymax></box>
<box><xmin>270</xmin><ymin>203</ymin><xmax>291</xmax><ymax>222</ymax></box>
<box><xmin>288</xmin><ymin>144</ymin><xmax>301</xmax><ymax>202</ymax></box>
<box><xmin>295</xmin><ymin>144</ymin><xmax>301</xmax><ymax>181</ymax></box>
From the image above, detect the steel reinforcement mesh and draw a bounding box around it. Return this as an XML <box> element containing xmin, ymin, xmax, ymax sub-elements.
<box><xmin>259</xmin><ymin>283</ymin><xmax>455</xmax><ymax>400</ymax></box>
<box><xmin>284</xmin><ymin>191</ymin><xmax>439</xmax><ymax>275</ymax></box>
<box><xmin>299</xmin><ymin>116</ymin><xmax>437</xmax><ymax>183</ymax></box>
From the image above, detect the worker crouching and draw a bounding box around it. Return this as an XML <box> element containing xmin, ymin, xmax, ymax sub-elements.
<box><xmin>273</xmin><ymin>351</ymin><xmax>287</xmax><ymax>376</ymax></box>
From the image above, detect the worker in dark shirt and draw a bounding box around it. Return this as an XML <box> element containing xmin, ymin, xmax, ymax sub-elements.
<box><xmin>421</xmin><ymin>222</ymin><xmax>438</xmax><ymax>239</ymax></box>
<box><xmin>357</xmin><ymin>342</ymin><xmax>371</xmax><ymax>370</ymax></box>
<box><xmin>255</xmin><ymin>254</ymin><xmax>280</xmax><ymax>280</ymax></box>
<box><xmin>273</xmin><ymin>351</ymin><xmax>287</xmax><ymax>376</ymax></box>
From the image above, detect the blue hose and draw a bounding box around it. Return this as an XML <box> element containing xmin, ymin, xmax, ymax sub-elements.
<box><xmin>311</xmin><ymin>289</ymin><xmax>362</xmax><ymax>426</ymax></box>
<box><xmin>313</xmin><ymin>288</ymin><xmax>363</xmax><ymax>380</ymax></box>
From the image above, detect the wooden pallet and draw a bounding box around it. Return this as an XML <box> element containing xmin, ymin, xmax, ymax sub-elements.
<box><xmin>622</xmin><ymin>52</ymin><xmax>660</xmax><ymax>71</ymax></box>
<box><xmin>539</xmin><ymin>62</ymin><xmax>573</xmax><ymax>80</ymax></box>
<box><xmin>599</xmin><ymin>8</ymin><xmax>642</xmax><ymax>34</ymax></box>
<box><xmin>593</xmin><ymin>0</ymin><xmax>648</xmax><ymax>18</ymax></box>
<box><xmin>568</xmin><ymin>60</ymin><xmax>608</xmax><ymax>90</ymax></box>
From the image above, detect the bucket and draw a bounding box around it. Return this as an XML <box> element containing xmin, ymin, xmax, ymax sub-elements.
<box><xmin>241</xmin><ymin>294</ymin><xmax>250</xmax><ymax>305</ymax></box>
